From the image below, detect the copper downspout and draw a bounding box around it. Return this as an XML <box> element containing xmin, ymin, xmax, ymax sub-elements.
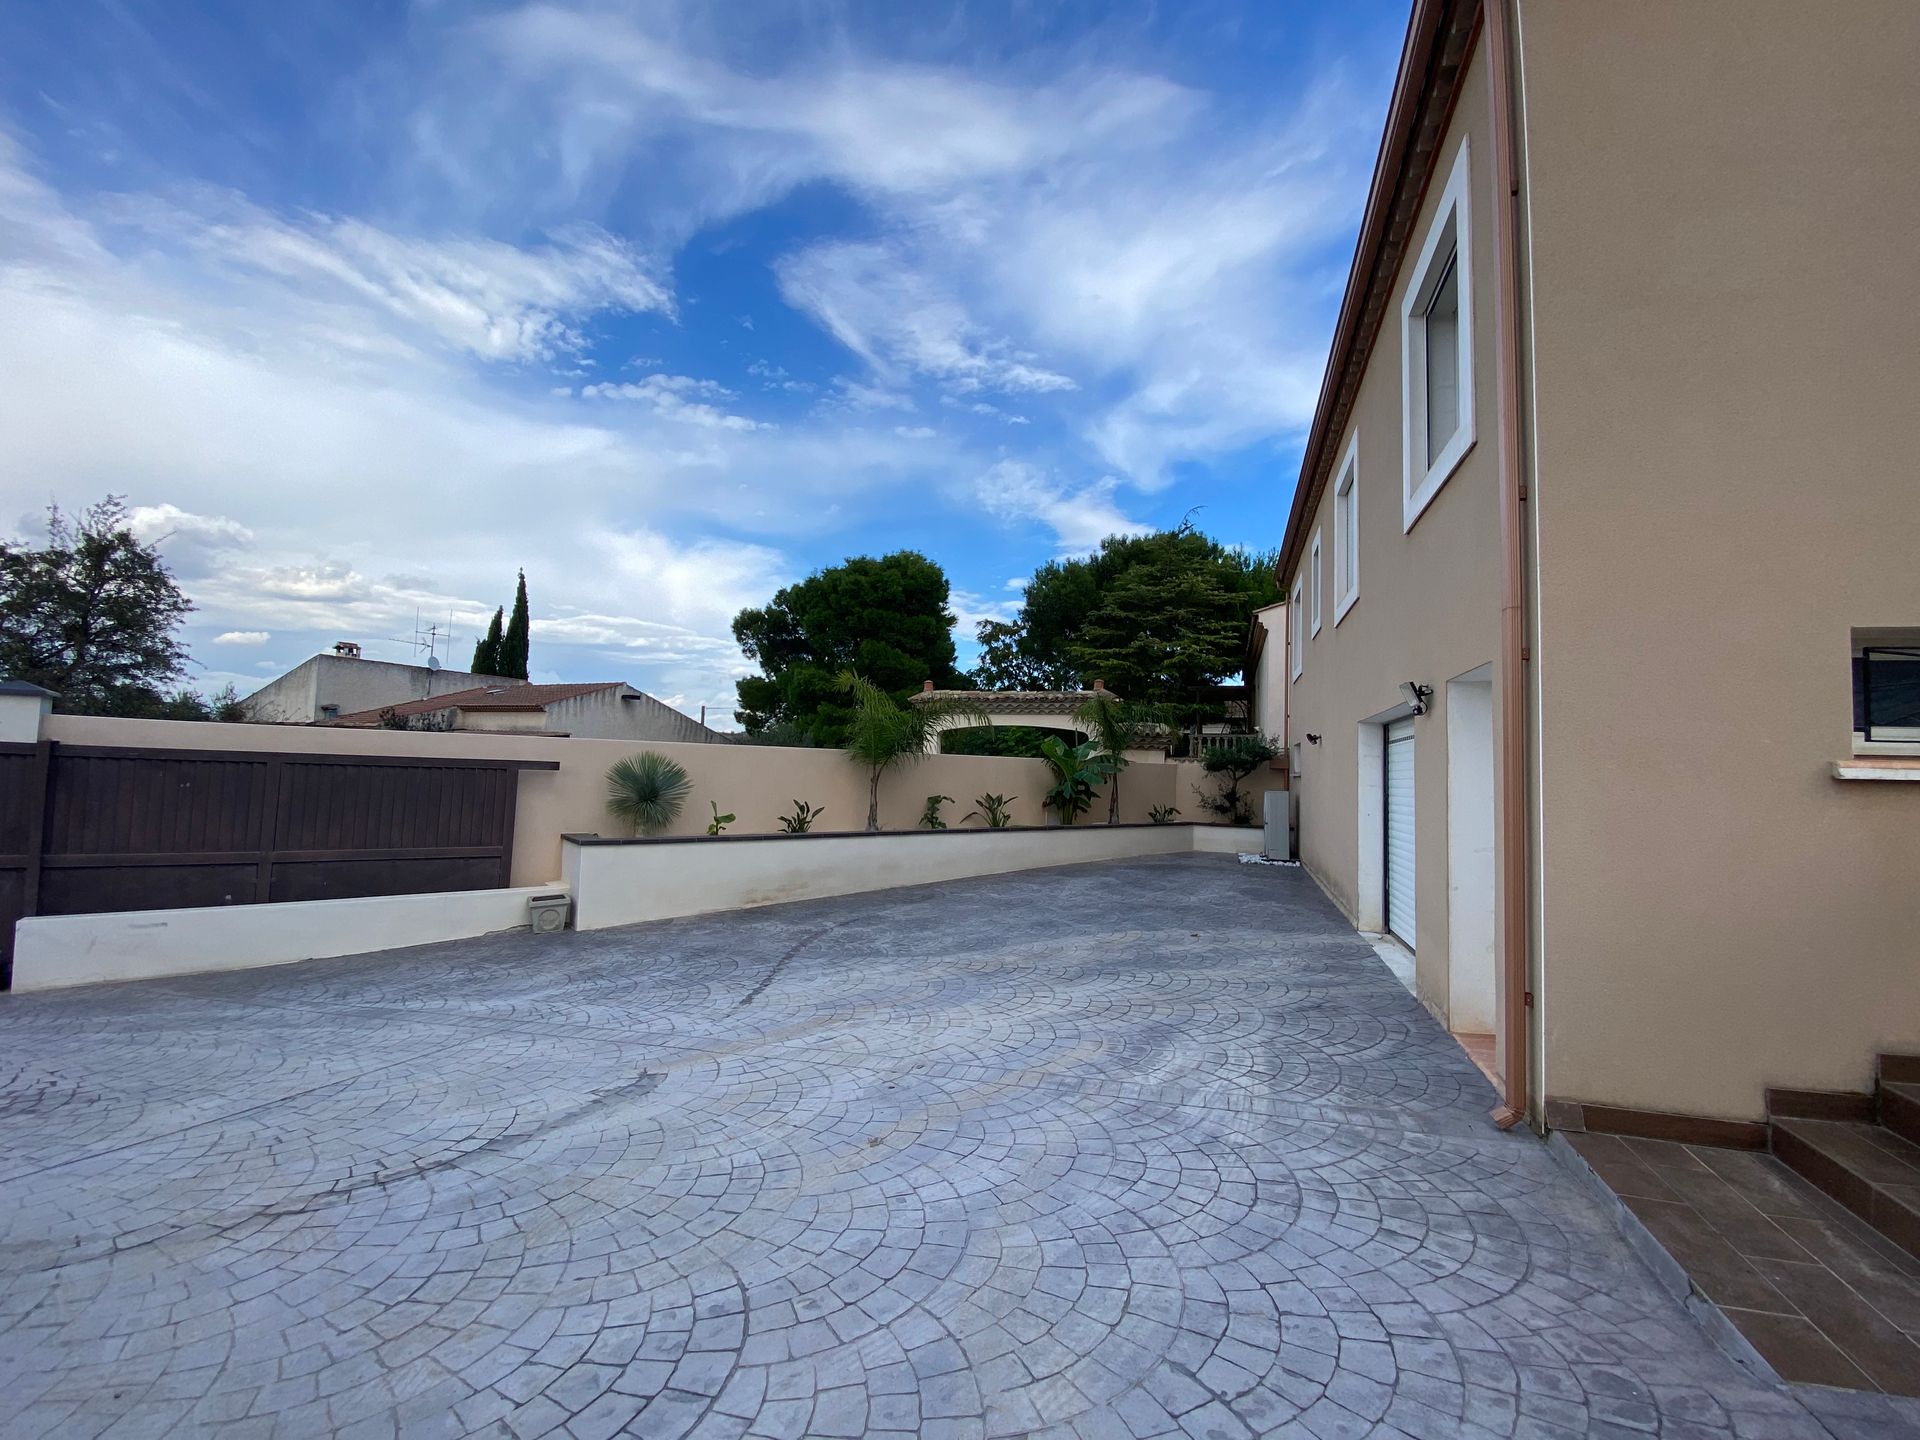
<box><xmin>1485</xmin><ymin>0</ymin><xmax>1530</xmax><ymax>1131</ymax></box>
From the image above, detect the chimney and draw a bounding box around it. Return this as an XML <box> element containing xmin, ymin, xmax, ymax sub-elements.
<box><xmin>1092</xmin><ymin>678</ymin><xmax>1106</xmax><ymax>692</ymax></box>
<box><xmin>922</xmin><ymin>679</ymin><xmax>935</xmax><ymax>693</ymax></box>
<box><xmin>333</xmin><ymin>641</ymin><xmax>362</xmax><ymax>659</ymax></box>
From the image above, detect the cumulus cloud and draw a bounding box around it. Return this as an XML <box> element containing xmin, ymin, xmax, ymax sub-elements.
<box><xmin>212</xmin><ymin>630</ymin><xmax>270</xmax><ymax>646</ymax></box>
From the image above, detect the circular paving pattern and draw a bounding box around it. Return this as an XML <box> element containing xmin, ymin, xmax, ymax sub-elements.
<box><xmin>0</xmin><ymin>855</ymin><xmax>1903</xmax><ymax>1438</ymax></box>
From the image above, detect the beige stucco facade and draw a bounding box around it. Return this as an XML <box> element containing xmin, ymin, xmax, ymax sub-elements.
<box><xmin>1278</xmin><ymin>0</ymin><xmax>1920</xmax><ymax>1125</ymax></box>
<box><xmin>1514</xmin><ymin>0</ymin><xmax>1920</xmax><ymax>1118</ymax></box>
<box><xmin>1281</xmin><ymin>40</ymin><xmax>1510</xmax><ymax>1043</ymax></box>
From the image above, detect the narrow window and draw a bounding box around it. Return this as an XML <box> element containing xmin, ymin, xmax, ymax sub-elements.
<box><xmin>1289</xmin><ymin>578</ymin><xmax>1304</xmax><ymax>681</ymax></box>
<box><xmin>1333</xmin><ymin>433</ymin><xmax>1359</xmax><ymax>622</ymax></box>
<box><xmin>1401</xmin><ymin>136</ymin><xmax>1475</xmax><ymax>530</ymax></box>
<box><xmin>1310</xmin><ymin>532</ymin><xmax>1323</xmax><ymax>637</ymax></box>
<box><xmin>1423</xmin><ymin>256</ymin><xmax>1460</xmax><ymax>461</ymax></box>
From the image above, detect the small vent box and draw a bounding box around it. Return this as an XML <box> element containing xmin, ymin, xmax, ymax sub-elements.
<box><xmin>528</xmin><ymin>893</ymin><xmax>571</xmax><ymax>934</ymax></box>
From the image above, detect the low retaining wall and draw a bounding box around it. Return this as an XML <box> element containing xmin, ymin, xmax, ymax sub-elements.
<box><xmin>563</xmin><ymin>824</ymin><xmax>1266</xmax><ymax>931</ymax></box>
<box><xmin>10</xmin><ymin>885</ymin><xmax>563</xmax><ymax>992</ymax></box>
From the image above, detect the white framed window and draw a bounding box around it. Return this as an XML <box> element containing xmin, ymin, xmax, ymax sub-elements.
<box><xmin>1332</xmin><ymin>432</ymin><xmax>1359</xmax><ymax>623</ymax></box>
<box><xmin>1289</xmin><ymin>577</ymin><xmax>1304</xmax><ymax>682</ymax></box>
<box><xmin>1401</xmin><ymin>135</ymin><xmax>1475</xmax><ymax>531</ymax></box>
<box><xmin>1309</xmin><ymin>531</ymin><xmax>1323</xmax><ymax>637</ymax></box>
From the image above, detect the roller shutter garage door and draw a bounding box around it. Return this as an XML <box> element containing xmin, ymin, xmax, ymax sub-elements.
<box><xmin>1385</xmin><ymin>718</ymin><xmax>1416</xmax><ymax>948</ymax></box>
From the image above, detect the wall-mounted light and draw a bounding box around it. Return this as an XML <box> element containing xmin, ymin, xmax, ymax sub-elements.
<box><xmin>1304</xmin><ymin>733</ymin><xmax>1322</xmax><ymax>745</ymax></box>
<box><xmin>1398</xmin><ymin>681</ymin><xmax>1433</xmax><ymax>716</ymax></box>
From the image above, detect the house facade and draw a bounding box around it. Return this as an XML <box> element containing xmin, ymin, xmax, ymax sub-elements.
<box><xmin>240</xmin><ymin>644</ymin><xmax>522</xmax><ymax>725</ymax></box>
<box><xmin>1277</xmin><ymin>0</ymin><xmax>1920</xmax><ymax>1129</ymax></box>
<box><xmin>328</xmin><ymin>682</ymin><xmax>720</xmax><ymax>744</ymax></box>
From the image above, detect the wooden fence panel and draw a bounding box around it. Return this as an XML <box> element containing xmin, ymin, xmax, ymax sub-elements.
<box><xmin>0</xmin><ymin>742</ymin><xmax>555</xmax><ymax>988</ymax></box>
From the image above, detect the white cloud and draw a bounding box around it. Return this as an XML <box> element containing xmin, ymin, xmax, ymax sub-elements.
<box><xmin>580</xmin><ymin>374</ymin><xmax>769</xmax><ymax>430</ymax></box>
<box><xmin>424</xmin><ymin>8</ymin><xmax>1375</xmax><ymax>483</ymax></box>
<box><xmin>212</xmin><ymin>630</ymin><xmax>270</xmax><ymax>646</ymax></box>
<box><xmin>777</xmin><ymin>240</ymin><xmax>1075</xmax><ymax>398</ymax></box>
<box><xmin>119</xmin><ymin>191</ymin><xmax>672</xmax><ymax>364</ymax></box>
<box><xmin>967</xmin><ymin>460</ymin><xmax>1149</xmax><ymax>555</ymax></box>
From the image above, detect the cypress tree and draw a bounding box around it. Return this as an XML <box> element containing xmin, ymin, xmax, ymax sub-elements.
<box><xmin>500</xmin><ymin>570</ymin><xmax>530</xmax><ymax>680</ymax></box>
<box><xmin>471</xmin><ymin>607</ymin><xmax>504</xmax><ymax>675</ymax></box>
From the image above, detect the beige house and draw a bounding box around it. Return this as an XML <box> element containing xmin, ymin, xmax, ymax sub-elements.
<box><xmin>328</xmin><ymin>681</ymin><xmax>720</xmax><ymax>744</ymax></box>
<box><xmin>1271</xmin><ymin>0</ymin><xmax>1920</xmax><ymax>1132</ymax></box>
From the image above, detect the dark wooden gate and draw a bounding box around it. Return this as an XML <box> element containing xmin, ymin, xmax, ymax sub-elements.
<box><xmin>0</xmin><ymin>742</ymin><xmax>557</xmax><ymax>988</ymax></box>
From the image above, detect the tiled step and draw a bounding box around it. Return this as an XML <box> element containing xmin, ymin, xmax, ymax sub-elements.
<box><xmin>1884</xmin><ymin>1082</ymin><xmax>1920</xmax><ymax>1149</ymax></box>
<box><xmin>1773</xmin><ymin>1116</ymin><xmax>1920</xmax><ymax>1262</ymax></box>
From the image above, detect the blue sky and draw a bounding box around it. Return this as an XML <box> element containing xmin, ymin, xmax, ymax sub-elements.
<box><xmin>0</xmin><ymin>0</ymin><xmax>1406</xmax><ymax>723</ymax></box>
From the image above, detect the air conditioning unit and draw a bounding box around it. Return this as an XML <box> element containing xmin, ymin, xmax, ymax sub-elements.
<box><xmin>528</xmin><ymin>893</ymin><xmax>571</xmax><ymax>934</ymax></box>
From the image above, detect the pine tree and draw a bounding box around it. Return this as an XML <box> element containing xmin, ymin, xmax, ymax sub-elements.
<box><xmin>470</xmin><ymin>607</ymin><xmax>504</xmax><ymax>675</ymax></box>
<box><xmin>500</xmin><ymin>570</ymin><xmax>530</xmax><ymax>680</ymax></box>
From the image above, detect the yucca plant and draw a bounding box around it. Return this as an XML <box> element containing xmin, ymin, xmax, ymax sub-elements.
<box><xmin>605</xmin><ymin>751</ymin><xmax>692</xmax><ymax>835</ymax></box>
<box><xmin>838</xmin><ymin>671</ymin><xmax>988</xmax><ymax>831</ymax></box>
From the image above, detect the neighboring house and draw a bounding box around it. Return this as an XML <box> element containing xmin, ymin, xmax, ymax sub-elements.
<box><xmin>1243</xmin><ymin>601</ymin><xmax>1288</xmax><ymax>744</ymax></box>
<box><xmin>327</xmin><ymin>681</ymin><xmax>719</xmax><ymax>744</ymax></box>
<box><xmin>241</xmin><ymin>643</ymin><xmax>523</xmax><ymax>725</ymax></box>
<box><xmin>1274</xmin><ymin>0</ymin><xmax>1919</xmax><ymax>1134</ymax></box>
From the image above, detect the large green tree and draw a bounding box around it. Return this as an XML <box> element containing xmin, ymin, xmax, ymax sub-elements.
<box><xmin>0</xmin><ymin>497</ymin><xmax>194</xmax><ymax>715</ymax></box>
<box><xmin>733</xmin><ymin>551</ymin><xmax>967</xmax><ymax>746</ymax></box>
<box><xmin>971</xmin><ymin>524</ymin><xmax>1279</xmax><ymax>705</ymax></box>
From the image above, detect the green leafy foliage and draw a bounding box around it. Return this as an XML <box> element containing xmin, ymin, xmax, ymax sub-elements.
<box><xmin>964</xmin><ymin>793</ymin><xmax>1017</xmax><ymax>828</ymax></box>
<box><xmin>936</xmin><ymin>723</ymin><xmax>1075</xmax><ymax>759</ymax></box>
<box><xmin>706</xmin><ymin>802</ymin><xmax>735</xmax><ymax>836</ymax></box>
<box><xmin>1038</xmin><ymin>737</ymin><xmax>1115</xmax><ymax>826</ymax></box>
<box><xmin>1148</xmin><ymin>804</ymin><xmax>1181</xmax><ymax>824</ymax></box>
<box><xmin>733</xmin><ymin>552</ymin><xmax>968</xmax><ymax>745</ymax></box>
<box><xmin>0</xmin><ymin>497</ymin><xmax>194</xmax><ymax>715</ymax></box>
<box><xmin>919</xmin><ymin>794</ymin><xmax>954</xmax><ymax>830</ymax></box>
<box><xmin>837</xmin><ymin>671</ymin><xmax>987</xmax><ymax>831</ymax></box>
<box><xmin>1197</xmin><ymin>735</ymin><xmax>1281</xmax><ymax>826</ymax></box>
<box><xmin>470</xmin><ymin>607</ymin><xmax>505</xmax><ymax>674</ymax></box>
<box><xmin>776</xmin><ymin>800</ymin><xmax>825</xmax><ymax>833</ymax></box>
<box><xmin>972</xmin><ymin>524</ymin><xmax>1279</xmax><ymax>709</ymax></box>
<box><xmin>605</xmin><ymin>751</ymin><xmax>692</xmax><ymax>835</ymax></box>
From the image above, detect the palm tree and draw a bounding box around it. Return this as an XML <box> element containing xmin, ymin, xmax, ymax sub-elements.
<box><xmin>839</xmin><ymin>672</ymin><xmax>988</xmax><ymax>831</ymax></box>
<box><xmin>1074</xmin><ymin>690</ymin><xmax>1169</xmax><ymax>823</ymax></box>
<box><xmin>605</xmin><ymin>751</ymin><xmax>692</xmax><ymax>835</ymax></box>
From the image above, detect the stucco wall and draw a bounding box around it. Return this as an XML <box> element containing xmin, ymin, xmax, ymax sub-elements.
<box><xmin>564</xmin><ymin>825</ymin><xmax>1262</xmax><ymax>932</ymax></box>
<box><xmin>11</xmin><ymin>885</ymin><xmax>562</xmax><ymax>991</ymax></box>
<box><xmin>1279</xmin><ymin>39</ymin><xmax>1508</xmax><ymax>1029</ymax></box>
<box><xmin>43</xmin><ymin>715</ymin><xmax>1274</xmax><ymax>888</ymax></box>
<box><xmin>1517</xmin><ymin>0</ymin><xmax>1920</xmax><ymax>1116</ymax></box>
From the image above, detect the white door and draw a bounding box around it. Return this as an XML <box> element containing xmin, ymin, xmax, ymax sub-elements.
<box><xmin>1385</xmin><ymin>718</ymin><xmax>1417</xmax><ymax>948</ymax></box>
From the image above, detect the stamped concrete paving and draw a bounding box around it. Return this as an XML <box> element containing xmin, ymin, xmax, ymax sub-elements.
<box><xmin>3</xmin><ymin>855</ymin><xmax>1917</xmax><ymax>1440</ymax></box>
